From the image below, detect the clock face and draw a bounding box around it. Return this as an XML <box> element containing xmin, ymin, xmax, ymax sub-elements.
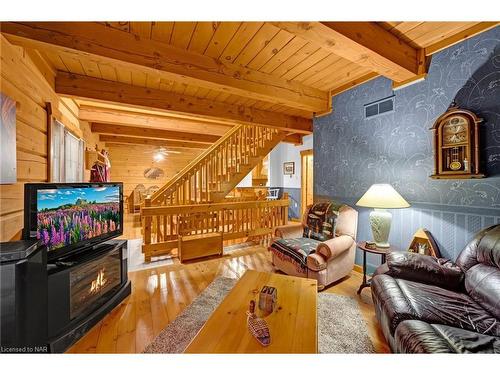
<box><xmin>443</xmin><ymin>116</ymin><xmax>468</xmax><ymax>145</ymax></box>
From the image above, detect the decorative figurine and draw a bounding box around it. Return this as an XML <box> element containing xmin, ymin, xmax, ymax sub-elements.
<box><xmin>247</xmin><ymin>300</ymin><xmax>271</xmax><ymax>346</ymax></box>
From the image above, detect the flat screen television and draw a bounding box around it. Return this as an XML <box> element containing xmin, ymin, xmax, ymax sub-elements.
<box><xmin>23</xmin><ymin>183</ymin><xmax>123</xmax><ymax>261</ymax></box>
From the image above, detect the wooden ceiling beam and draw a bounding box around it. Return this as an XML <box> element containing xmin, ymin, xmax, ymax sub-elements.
<box><xmin>85</xmin><ymin>107</ymin><xmax>302</xmax><ymax>144</ymax></box>
<box><xmin>1</xmin><ymin>22</ymin><xmax>329</xmax><ymax>112</ymax></box>
<box><xmin>91</xmin><ymin>123</ymin><xmax>219</xmax><ymax>144</ymax></box>
<box><xmin>79</xmin><ymin>105</ymin><xmax>231</xmax><ymax>136</ymax></box>
<box><xmin>56</xmin><ymin>72</ymin><xmax>313</xmax><ymax>134</ymax></box>
<box><xmin>272</xmin><ymin>22</ymin><xmax>422</xmax><ymax>82</ymax></box>
<box><xmin>99</xmin><ymin>135</ymin><xmax>209</xmax><ymax>149</ymax></box>
<box><xmin>424</xmin><ymin>22</ymin><xmax>499</xmax><ymax>56</ymax></box>
<box><xmin>282</xmin><ymin>133</ymin><xmax>303</xmax><ymax>145</ymax></box>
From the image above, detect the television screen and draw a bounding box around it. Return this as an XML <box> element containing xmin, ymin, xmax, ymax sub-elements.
<box><xmin>32</xmin><ymin>184</ymin><xmax>122</xmax><ymax>254</ymax></box>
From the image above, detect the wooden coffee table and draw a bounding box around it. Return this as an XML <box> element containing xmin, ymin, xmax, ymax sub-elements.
<box><xmin>184</xmin><ymin>270</ymin><xmax>317</xmax><ymax>353</ymax></box>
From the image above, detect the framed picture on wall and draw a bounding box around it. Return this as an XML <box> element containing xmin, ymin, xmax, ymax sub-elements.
<box><xmin>1</xmin><ymin>92</ymin><xmax>17</xmax><ymax>184</ymax></box>
<box><xmin>283</xmin><ymin>161</ymin><xmax>295</xmax><ymax>175</ymax></box>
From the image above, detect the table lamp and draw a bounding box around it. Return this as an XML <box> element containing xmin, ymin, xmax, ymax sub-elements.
<box><xmin>356</xmin><ymin>184</ymin><xmax>410</xmax><ymax>248</ymax></box>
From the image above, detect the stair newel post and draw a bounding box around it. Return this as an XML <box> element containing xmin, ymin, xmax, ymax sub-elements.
<box><xmin>282</xmin><ymin>192</ymin><xmax>289</xmax><ymax>225</ymax></box>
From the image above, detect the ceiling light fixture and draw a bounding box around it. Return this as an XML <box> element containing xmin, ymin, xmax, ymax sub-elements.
<box><xmin>153</xmin><ymin>153</ymin><xmax>165</xmax><ymax>162</ymax></box>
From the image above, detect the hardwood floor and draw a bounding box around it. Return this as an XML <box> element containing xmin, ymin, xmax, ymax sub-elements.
<box><xmin>67</xmin><ymin>214</ymin><xmax>390</xmax><ymax>353</ymax></box>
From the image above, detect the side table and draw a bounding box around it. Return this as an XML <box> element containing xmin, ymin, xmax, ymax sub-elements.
<box><xmin>356</xmin><ymin>241</ymin><xmax>397</xmax><ymax>294</ymax></box>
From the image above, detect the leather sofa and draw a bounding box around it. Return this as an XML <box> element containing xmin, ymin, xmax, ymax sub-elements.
<box><xmin>269</xmin><ymin>201</ymin><xmax>358</xmax><ymax>289</ymax></box>
<box><xmin>371</xmin><ymin>224</ymin><xmax>500</xmax><ymax>353</ymax></box>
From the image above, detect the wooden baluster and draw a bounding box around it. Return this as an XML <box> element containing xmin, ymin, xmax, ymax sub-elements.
<box><xmin>253</xmin><ymin>126</ymin><xmax>256</xmax><ymax>156</ymax></box>
<box><xmin>236</xmin><ymin>207</ymin><xmax>240</xmax><ymax>234</ymax></box>
<box><xmin>143</xmin><ymin>197</ymin><xmax>152</xmax><ymax>262</ymax></box>
<box><xmin>204</xmin><ymin>162</ymin><xmax>208</xmax><ymax>202</ymax></box>
<box><xmin>216</xmin><ymin>209</ymin><xmax>220</xmax><ymax>233</ymax></box>
<box><xmin>231</xmin><ymin>135</ymin><xmax>235</xmax><ymax>173</ymax></box>
<box><xmin>157</xmin><ymin>215</ymin><xmax>162</xmax><ymax>242</ymax></box>
<box><xmin>194</xmin><ymin>169</ymin><xmax>198</xmax><ymax>204</ymax></box>
<box><xmin>240</xmin><ymin>128</ymin><xmax>244</xmax><ymax>170</ymax></box>
<box><xmin>225</xmin><ymin>141</ymin><xmax>228</xmax><ymax>180</ymax></box>
<box><xmin>217</xmin><ymin>148</ymin><xmax>220</xmax><ymax>187</ymax></box>
<box><xmin>198</xmin><ymin>164</ymin><xmax>203</xmax><ymax>203</ymax></box>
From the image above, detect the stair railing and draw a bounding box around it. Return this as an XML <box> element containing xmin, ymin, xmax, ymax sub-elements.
<box><xmin>149</xmin><ymin>124</ymin><xmax>282</xmax><ymax>206</ymax></box>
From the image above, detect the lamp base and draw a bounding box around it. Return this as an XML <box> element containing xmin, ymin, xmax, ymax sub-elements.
<box><xmin>369</xmin><ymin>209</ymin><xmax>392</xmax><ymax>248</ymax></box>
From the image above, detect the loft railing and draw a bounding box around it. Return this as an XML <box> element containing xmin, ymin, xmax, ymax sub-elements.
<box><xmin>141</xmin><ymin>194</ymin><xmax>289</xmax><ymax>261</ymax></box>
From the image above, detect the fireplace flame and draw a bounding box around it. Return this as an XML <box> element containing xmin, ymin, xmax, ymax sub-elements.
<box><xmin>90</xmin><ymin>268</ymin><xmax>107</xmax><ymax>294</ymax></box>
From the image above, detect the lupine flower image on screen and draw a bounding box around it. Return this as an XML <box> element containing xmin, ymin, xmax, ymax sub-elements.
<box><xmin>36</xmin><ymin>186</ymin><xmax>121</xmax><ymax>251</ymax></box>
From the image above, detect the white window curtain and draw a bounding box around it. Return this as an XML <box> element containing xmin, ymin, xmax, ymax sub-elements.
<box><xmin>51</xmin><ymin>120</ymin><xmax>65</xmax><ymax>182</ymax></box>
<box><xmin>64</xmin><ymin>130</ymin><xmax>84</xmax><ymax>182</ymax></box>
<box><xmin>51</xmin><ymin>119</ymin><xmax>84</xmax><ymax>182</ymax></box>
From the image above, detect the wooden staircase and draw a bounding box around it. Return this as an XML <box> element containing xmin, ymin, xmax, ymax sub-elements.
<box><xmin>148</xmin><ymin>124</ymin><xmax>286</xmax><ymax>206</ymax></box>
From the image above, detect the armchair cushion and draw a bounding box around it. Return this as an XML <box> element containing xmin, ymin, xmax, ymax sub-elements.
<box><xmin>382</xmin><ymin>251</ymin><xmax>464</xmax><ymax>291</ymax></box>
<box><xmin>303</xmin><ymin>201</ymin><xmax>343</xmax><ymax>241</ymax></box>
<box><xmin>269</xmin><ymin>237</ymin><xmax>321</xmax><ymax>269</ymax></box>
<box><xmin>316</xmin><ymin>234</ymin><xmax>355</xmax><ymax>260</ymax></box>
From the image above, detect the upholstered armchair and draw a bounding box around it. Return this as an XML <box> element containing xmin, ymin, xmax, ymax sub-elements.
<box><xmin>269</xmin><ymin>201</ymin><xmax>358</xmax><ymax>289</ymax></box>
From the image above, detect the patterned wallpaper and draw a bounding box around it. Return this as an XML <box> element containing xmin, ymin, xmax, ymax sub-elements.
<box><xmin>315</xmin><ymin>26</ymin><xmax>500</xmax><ymax>209</ymax></box>
<box><xmin>313</xmin><ymin>26</ymin><xmax>500</xmax><ymax>265</ymax></box>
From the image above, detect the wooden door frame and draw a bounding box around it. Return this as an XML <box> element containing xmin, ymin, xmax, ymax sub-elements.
<box><xmin>300</xmin><ymin>149</ymin><xmax>313</xmax><ymax>219</ymax></box>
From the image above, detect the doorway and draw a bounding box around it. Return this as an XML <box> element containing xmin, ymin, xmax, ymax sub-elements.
<box><xmin>300</xmin><ymin>149</ymin><xmax>313</xmax><ymax>218</ymax></box>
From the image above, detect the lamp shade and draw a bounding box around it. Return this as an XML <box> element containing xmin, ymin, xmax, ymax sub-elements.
<box><xmin>356</xmin><ymin>184</ymin><xmax>410</xmax><ymax>209</ymax></box>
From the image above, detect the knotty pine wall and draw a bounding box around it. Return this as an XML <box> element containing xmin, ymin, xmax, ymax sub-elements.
<box><xmin>0</xmin><ymin>35</ymin><xmax>90</xmax><ymax>241</ymax></box>
<box><xmin>105</xmin><ymin>143</ymin><xmax>203</xmax><ymax>198</ymax></box>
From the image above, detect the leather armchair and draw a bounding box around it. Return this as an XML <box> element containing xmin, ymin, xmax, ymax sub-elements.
<box><xmin>269</xmin><ymin>202</ymin><xmax>358</xmax><ymax>289</ymax></box>
<box><xmin>371</xmin><ymin>224</ymin><xmax>500</xmax><ymax>353</ymax></box>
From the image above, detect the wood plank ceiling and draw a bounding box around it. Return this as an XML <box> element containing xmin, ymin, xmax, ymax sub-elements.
<box><xmin>39</xmin><ymin>22</ymin><xmax>492</xmax><ymax>97</ymax></box>
<box><xmin>1</xmin><ymin>21</ymin><xmax>497</xmax><ymax>148</ymax></box>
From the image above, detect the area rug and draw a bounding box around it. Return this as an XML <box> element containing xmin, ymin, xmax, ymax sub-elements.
<box><xmin>143</xmin><ymin>277</ymin><xmax>375</xmax><ymax>354</ymax></box>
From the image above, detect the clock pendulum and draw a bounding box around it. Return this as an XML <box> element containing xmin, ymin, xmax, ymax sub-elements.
<box><xmin>449</xmin><ymin>147</ymin><xmax>462</xmax><ymax>171</ymax></box>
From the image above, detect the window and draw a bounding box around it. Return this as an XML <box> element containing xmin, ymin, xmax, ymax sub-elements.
<box><xmin>51</xmin><ymin>119</ymin><xmax>84</xmax><ymax>182</ymax></box>
<box><xmin>64</xmin><ymin>130</ymin><xmax>84</xmax><ymax>182</ymax></box>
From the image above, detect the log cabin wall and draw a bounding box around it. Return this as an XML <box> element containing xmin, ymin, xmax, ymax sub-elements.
<box><xmin>105</xmin><ymin>143</ymin><xmax>204</xmax><ymax>198</ymax></box>
<box><xmin>0</xmin><ymin>35</ymin><xmax>91</xmax><ymax>241</ymax></box>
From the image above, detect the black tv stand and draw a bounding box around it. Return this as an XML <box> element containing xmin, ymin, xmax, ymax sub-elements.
<box><xmin>46</xmin><ymin>239</ymin><xmax>130</xmax><ymax>353</ymax></box>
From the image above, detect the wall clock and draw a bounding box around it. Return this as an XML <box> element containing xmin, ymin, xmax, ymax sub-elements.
<box><xmin>430</xmin><ymin>103</ymin><xmax>485</xmax><ymax>179</ymax></box>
